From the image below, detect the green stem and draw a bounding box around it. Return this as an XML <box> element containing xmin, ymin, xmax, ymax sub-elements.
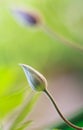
<box><xmin>44</xmin><ymin>89</ymin><xmax>83</xmax><ymax>130</ymax></box>
<box><xmin>40</xmin><ymin>24</ymin><xmax>83</xmax><ymax>52</ymax></box>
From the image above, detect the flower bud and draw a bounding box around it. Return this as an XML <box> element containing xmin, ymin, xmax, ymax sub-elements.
<box><xmin>11</xmin><ymin>8</ymin><xmax>41</xmax><ymax>26</ymax></box>
<box><xmin>20</xmin><ymin>64</ymin><xmax>47</xmax><ymax>91</ymax></box>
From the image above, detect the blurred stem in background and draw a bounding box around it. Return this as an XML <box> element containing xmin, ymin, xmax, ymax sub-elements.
<box><xmin>41</xmin><ymin>24</ymin><xmax>83</xmax><ymax>52</ymax></box>
<box><xmin>11</xmin><ymin>7</ymin><xmax>83</xmax><ymax>52</ymax></box>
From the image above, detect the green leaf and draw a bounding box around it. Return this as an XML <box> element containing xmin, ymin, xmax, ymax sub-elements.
<box><xmin>0</xmin><ymin>67</ymin><xmax>25</xmax><ymax>118</ymax></box>
<box><xmin>15</xmin><ymin>120</ymin><xmax>32</xmax><ymax>130</ymax></box>
<box><xmin>10</xmin><ymin>93</ymin><xmax>40</xmax><ymax>130</ymax></box>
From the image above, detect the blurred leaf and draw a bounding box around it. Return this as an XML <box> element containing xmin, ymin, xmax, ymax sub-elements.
<box><xmin>0</xmin><ymin>87</ymin><xmax>25</xmax><ymax>118</ymax></box>
<box><xmin>16</xmin><ymin>120</ymin><xmax>32</xmax><ymax>130</ymax></box>
<box><xmin>10</xmin><ymin>93</ymin><xmax>40</xmax><ymax>130</ymax></box>
<box><xmin>0</xmin><ymin>67</ymin><xmax>16</xmax><ymax>96</ymax></box>
<box><xmin>0</xmin><ymin>67</ymin><xmax>26</xmax><ymax>118</ymax></box>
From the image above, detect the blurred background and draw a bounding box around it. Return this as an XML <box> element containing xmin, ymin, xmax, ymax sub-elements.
<box><xmin>0</xmin><ymin>0</ymin><xmax>83</xmax><ymax>130</ymax></box>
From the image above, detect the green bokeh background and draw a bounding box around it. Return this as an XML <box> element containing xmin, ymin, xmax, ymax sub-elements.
<box><xmin>0</xmin><ymin>0</ymin><xmax>83</xmax><ymax>129</ymax></box>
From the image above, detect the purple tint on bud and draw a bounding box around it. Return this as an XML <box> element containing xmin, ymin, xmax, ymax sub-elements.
<box><xmin>12</xmin><ymin>9</ymin><xmax>39</xmax><ymax>26</ymax></box>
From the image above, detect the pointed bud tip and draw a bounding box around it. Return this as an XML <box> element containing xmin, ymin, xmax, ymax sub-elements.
<box><xmin>19</xmin><ymin>63</ymin><xmax>25</xmax><ymax>67</ymax></box>
<box><xmin>20</xmin><ymin>64</ymin><xmax>47</xmax><ymax>92</ymax></box>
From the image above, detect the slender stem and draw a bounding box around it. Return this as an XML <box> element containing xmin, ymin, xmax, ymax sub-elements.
<box><xmin>40</xmin><ymin>24</ymin><xmax>83</xmax><ymax>52</ymax></box>
<box><xmin>44</xmin><ymin>89</ymin><xmax>83</xmax><ymax>130</ymax></box>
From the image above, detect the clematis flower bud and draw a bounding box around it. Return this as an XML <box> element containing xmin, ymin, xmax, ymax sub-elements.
<box><xmin>11</xmin><ymin>7</ymin><xmax>83</xmax><ymax>52</ymax></box>
<box><xmin>20</xmin><ymin>64</ymin><xmax>47</xmax><ymax>91</ymax></box>
<box><xmin>11</xmin><ymin>8</ymin><xmax>41</xmax><ymax>26</ymax></box>
<box><xmin>20</xmin><ymin>64</ymin><xmax>83</xmax><ymax>130</ymax></box>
